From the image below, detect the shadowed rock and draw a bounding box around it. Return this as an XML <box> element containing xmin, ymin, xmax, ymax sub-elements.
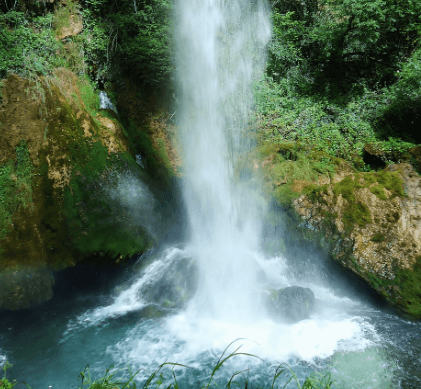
<box><xmin>267</xmin><ymin>286</ymin><xmax>315</xmax><ymax>323</ymax></box>
<box><xmin>0</xmin><ymin>266</ymin><xmax>54</xmax><ymax>310</ymax></box>
<box><xmin>141</xmin><ymin>257</ymin><xmax>198</xmax><ymax>309</ymax></box>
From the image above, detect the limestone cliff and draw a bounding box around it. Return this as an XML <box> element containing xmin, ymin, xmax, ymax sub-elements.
<box><xmin>0</xmin><ymin>70</ymin><xmax>178</xmax><ymax>310</ymax></box>
<box><xmin>291</xmin><ymin>163</ymin><xmax>421</xmax><ymax>318</ymax></box>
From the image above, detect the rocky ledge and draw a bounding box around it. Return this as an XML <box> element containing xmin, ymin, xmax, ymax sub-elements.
<box><xmin>292</xmin><ymin>163</ymin><xmax>421</xmax><ymax>318</ymax></box>
<box><xmin>0</xmin><ymin>71</ymin><xmax>179</xmax><ymax>310</ymax></box>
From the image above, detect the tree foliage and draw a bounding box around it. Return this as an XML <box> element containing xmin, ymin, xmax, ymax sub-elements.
<box><xmin>81</xmin><ymin>0</ymin><xmax>174</xmax><ymax>88</ymax></box>
<box><xmin>269</xmin><ymin>0</ymin><xmax>421</xmax><ymax>95</ymax></box>
<box><xmin>257</xmin><ymin>0</ymin><xmax>421</xmax><ymax>170</ymax></box>
<box><xmin>0</xmin><ymin>0</ymin><xmax>174</xmax><ymax>90</ymax></box>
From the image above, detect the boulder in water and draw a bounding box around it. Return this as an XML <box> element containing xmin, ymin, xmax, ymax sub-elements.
<box><xmin>141</xmin><ymin>257</ymin><xmax>198</xmax><ymax>309</ymax></box>
<box><xmin>267</xmin><ymin>286</ymin><xmax>315</xmax><ymax>323</ymax></box>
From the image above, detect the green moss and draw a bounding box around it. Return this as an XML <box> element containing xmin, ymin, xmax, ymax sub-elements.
<box><xmin>40</xmin><ymin>80</ymin><xmax>150</xmax><ymax>262</ymax></box>
<box><xmin>393</xmin><ymin>257</ymin><xmax>421</xmax><ymax>318</ymax></box>
<box><xmin>52</xmin><ymin>0</ymin><xmax>78</xmax><ymax>37</ymax></box>
<box><xmin>370</xmin><ymin>185</ymin><xmax>387</xmax><ymax>200</ymax></box>
<box><xmin>343</xmin><ymin>202</ymin><xmax>372</xmax><ymax>230</ymax></box>
<box><xmin>332</xmin><ymin>176</ymin><xmax>355</xmax><ymax>202</ymax></box>
<box><xmin>304</xmin><ymin>167</ymin><xmax>405</xmax><ymax>232</ymax></box>
<box><xmin>308</xmin><ymin>174</ymin><xmax>372</xmax><ymax>230</ymax></box>
<box><xmin>0</xmin><ymin>141</ymin><xmax>34</xmax><ymax>247</ymax></box>
<box><xmin>277</xmin><ymin>141</ymin><xmax>299</xmax><ymax>161</ymax></box>
<box><xmin>320</xmin><ymin>210</ymin><xmax>339</xmax><ymax>232</ymax></box>
<box><xmin>257</xmin><ymin>140</ymin><xmax>338</xmax><ymax>206</ymax></box>
<box><xmin>63</xmin><ymin>172</ymin><xmax>149</xmax><ymax>259</ymax></box>
<box><xmin>157</xmin><ymin>138</ymin><xmax>173</xmax><ymax>176</ymax></box>
<box><xmin>364</xmin><ymin>170</ymin><xmax>405</xmax><ymax>198</ymax></box>
<box><xmin>118</xmin><ymin>112</ymin><xmax>175</xmax><ymax>192</ymax></box>
<box><xmin>354</xmin><ymin>257</ymin><xmax>421</xmax><ymax>319</ymax></box>
<box><xmin>371</xmin><ymin>233</ymin><xmax>386</xmax><ymax>242</ymax></box>
<box><xmin>78</xmin><ymin>76</ymin><xmax>100</xmax><ymax>119</ymax></box>
<box><xmin>348</xmin><ymin>256</ymin><xmax>363</xmax><ymax>274</ymax></box>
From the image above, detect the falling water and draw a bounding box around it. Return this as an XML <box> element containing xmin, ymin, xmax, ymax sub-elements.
<box><xmin>175</xmin><ymin>0</ymin><xmax>271</xmax><ymax>321</ymax></box>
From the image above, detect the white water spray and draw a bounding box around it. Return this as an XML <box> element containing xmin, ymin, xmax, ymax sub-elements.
<box><xmin>175</xmin><ymin>0</ymin><xmax>271</xmax><ymax>321</ymax></box>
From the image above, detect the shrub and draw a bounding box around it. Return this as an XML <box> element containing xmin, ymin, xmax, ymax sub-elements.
<box><xmin>0</xmin><ymin>11</ymin><xmax>65</xmax><ymax>79</ymax></box>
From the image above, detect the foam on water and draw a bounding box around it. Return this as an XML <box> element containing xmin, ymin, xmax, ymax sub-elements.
<box><xmin>0</xmin><ymin>352</ymin><xmax>6</xmax><ymax>366</ymax></box>
<box><xmin>62</xmin><ymin>247</ymin><xmax>378</xmax><ymax>381</ymax></box>
<box><xmin>63</xmin><ymin>247</ymin><xmax>187</xmax><ymax>334</ymax></box>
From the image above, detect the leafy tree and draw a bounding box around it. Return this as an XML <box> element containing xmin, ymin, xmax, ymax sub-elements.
<box><xmin>269</xmin><ymin>0</ymin><xmax>421</xmax><ymax>95</ymax></box>
<box><xmin>256</xmin><ymin>0</ymin><xmax>421</xmax><ymax>172</ymax></box>
<box><xmin>81</xmin><ymin>0</ymin><xmax>174</xmax><ymax>89</ymax></box>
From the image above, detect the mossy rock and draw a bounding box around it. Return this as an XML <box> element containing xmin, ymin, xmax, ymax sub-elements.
<box><xmin>0</xmin><ymin>72</ymin><xmax>179</xmax><ymax>309</ymax></box>
<box><xmin>141</xmin><ymin>257</ymin><xmax>198</xmax><ymax>309</ymax></box>
<box><xmin>292</xmin><ymin>164</ymin><xmax>421</xmax><ymax>319</ymax></box>
<box><xmin>0</xmin><ymin>266</ymin><xmax>54</xmax><ymax>310</ymax></box>
<box><xmin>362</xmin><ymin>258</ymin><xmax>421</xmax><ymax>319</ymax></box>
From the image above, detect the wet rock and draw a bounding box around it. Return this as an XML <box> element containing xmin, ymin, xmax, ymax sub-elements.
<box><xmin>291</xmin><ymin>163</ymin><xmax>421</xmax><ymax>318</ymax></box>
<box><xmin>267</xmin><ymin>286</ymin><xmax>315</xmax><ymax>323</ymax></box>
<box><xmin>0</xmin><ymin>266</ymin><xmax>54</xmax><ymax>310</ymax></box>
<box><xmin>141</xmin><ymin>258</ymin><xmax>198</xmax><ymax>309</ymax></box>
<box><xmin>0</xmin><ymin>69</ymin><xmax>181</xmax><ymax>310</ymax></box>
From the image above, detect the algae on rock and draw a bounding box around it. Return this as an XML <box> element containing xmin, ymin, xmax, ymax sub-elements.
<box><xmin>291</xmin><ymin>163</ymin><xmax>421</xmax><ymax>318</ymax></box>
<box><xmin>0</xmin><ymin>70</ymin><xmax>177</xmax><ymax>310</ymax></box>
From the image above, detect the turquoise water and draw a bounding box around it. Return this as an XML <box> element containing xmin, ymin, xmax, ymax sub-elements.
<box><xmin>1</xmin><ymin>247</ymin><xmax>420</xmax><ymax>389</ymax></box>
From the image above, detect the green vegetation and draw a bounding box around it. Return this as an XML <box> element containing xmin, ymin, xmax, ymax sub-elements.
<box><xmin>0</xmin><ymin>0</ymin><xmax>173</xmax><ymax>91</ymax></box>
<box><xmin>0</xmin><ymin>341</ymin><xmax>330</xmax><ymax>389</ymax></box>
<box><xmin>0</xmin><ymin>361</ymin><xmax>29</xmax><ymax>389</ymax></box>
<box><xmin>0</xmin><ymin>358</ymin><xmax>336</xmax><ymax>389</ymax></box>
<box><xmin>354</xmin><ymin>257</ymin><xmax>421</xmax><ymax>319</ymax></box>
<box><xmin>80</xmin><ymin>0</ymin><xmax>174</xmax><ymax>88</ymax></box>
<box><xmin>393</xmin><ymin>256</ymin><xmax>421</xmax><ymax>318</ymax></box>
<box><xmin>257</xmin><ymin>141</ymin><xmax>336</xmax><ymax>205</ymax></box>
<box><xmin>255</xmin><ymin>0</ymin><xmax>421</xmax><ymax>174</ymax></box>
<box><xmin>77</xmin><ymin>356</ymin><xmax>335</xmax><ymax>389</ymax></box>
<box><xmin>0</xmin><ymin>0</ymin><xmax>174</xmax><ymax>266</ymax></box>
<box><xmin>371</xmin><ymin>233</ymin><xmax>386</xmax><ymax>242</ymax></box>
<box><xmin>0</xmin><ymin>141</ymin><xmax>33</xmax><ymax>246</ymax></box>
<box><xmin>0</xmin><ymin>11</ymin><xmax>65</xmax><ymax>79</ymax></box>
<box><xmin>40</xmin><ymin>80</ymin><xmax>151</xmax><ymax>259</ymax></box>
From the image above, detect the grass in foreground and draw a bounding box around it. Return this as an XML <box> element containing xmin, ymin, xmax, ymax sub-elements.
<box><xmin>1</xmin><ymin>341</ymin><xmax>334</xmax><ymax>389</ymax></box>
<box><xmin>78</xmin><ymin>341</ymin><xmax>334</xmax><ymax>389</ymax></box>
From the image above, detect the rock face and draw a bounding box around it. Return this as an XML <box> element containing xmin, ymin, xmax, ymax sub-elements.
<box><xmin>57</xmin><ymin>13</ymin><xmax>83</xmax><ymax>40</ymax></box>
<box><xmin>292</xmin><ymin>163</ymin><xmax>421</xmax><ymax>318</ymax></box>
<box><xmin>267</xmin><ymin>286</ymin><xmax>315</xmax><ymax>323</ymax></box>
<box><xmin>0</xmin><ymin>267</ymin><xmax>54</xmax><ymax>310</ymax></box>
<box><xmin>0</xmin><ymin>71</ymin><xmax>178</xmax><ymax>310</ymax></box>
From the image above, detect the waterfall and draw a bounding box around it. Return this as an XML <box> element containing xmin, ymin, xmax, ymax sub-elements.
<box><xmin>60</xmin><ymin>0</ymin><xmax>374</xmax><ymax>379</ymax></box>
<box><xmin>175</xmin><ymin>0</ymin><xmax>271</xmax><ymax>321</ymax></box>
